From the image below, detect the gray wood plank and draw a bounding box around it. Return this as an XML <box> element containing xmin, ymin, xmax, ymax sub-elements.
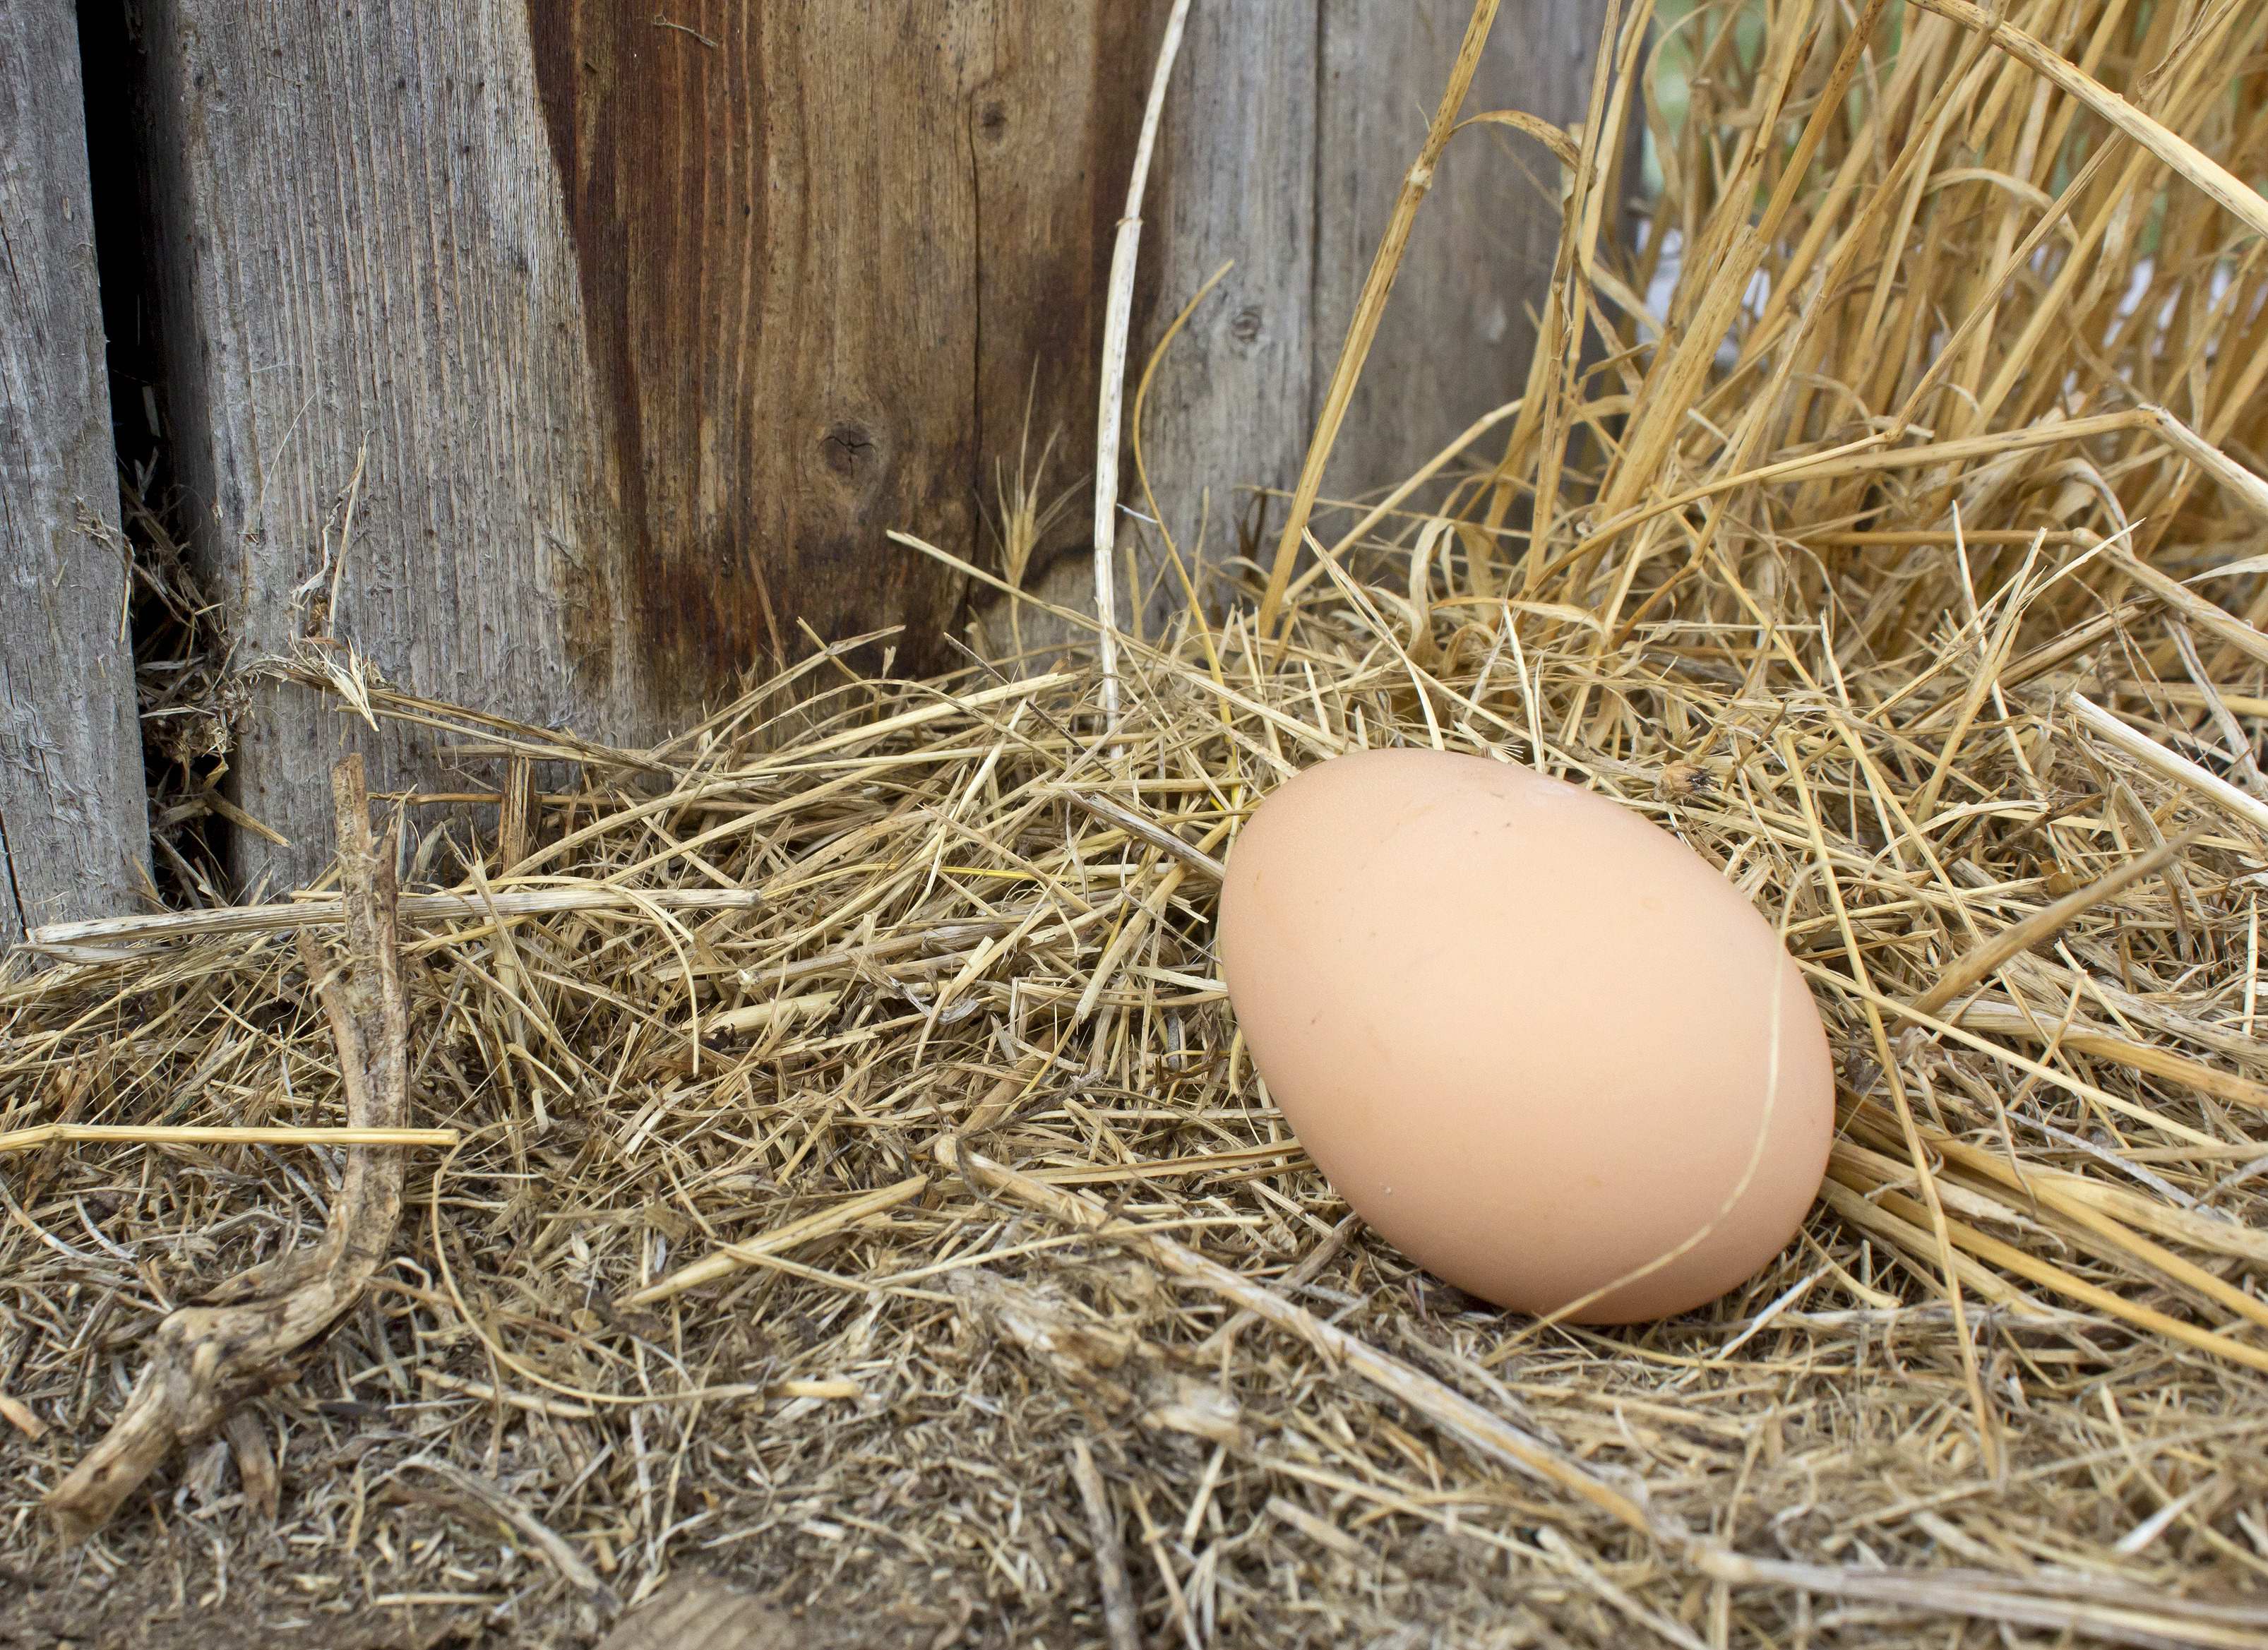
<box><xmin>0</xmin><ymin>0</ymin><xmax>148</xmax><ymax>943</ymax></box>
<box><xmin>1137</xmin><ymin>0</ymin><xmax>1323</xmax><ymax>602</ymax></box>
<box><xmin>1317</xmin><ymin>0</ymin><xmax>1599</xmax><ymax>496</ymax></box>
<box><xmin>133</xmin><ymin>0</ymin><xmax>629</xmax><ymax>878</ymax></box>
<box><xmin>1033</xmin><ymin>0</ymin><xmax>1596</xmax><ymax>628</ymax></box>
<box><xmin>993</xmin><ymin>0</ymin><xmax>1323</xmax><ymax>639</ymax></box>
<box><xmin>133</xmin><ymin>0</ymin><xmax>1597</xmax><ymax>884</ymax></box>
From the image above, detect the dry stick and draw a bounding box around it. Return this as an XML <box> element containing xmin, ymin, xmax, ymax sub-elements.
<box><xmin>1909</xmin><ymin>832</ymin><xmax>2198</xmax><ymax>1017</ymax></box>
<box><xmin>616</xmin><ymin>1174</ymin><xmax>930</xmax><ymax>1310</ymax></box>
<box><xmin>2068</xmin><ymin>694</ymin><xmax>2268</xmax><ymax>837</ymax></box>
<box><xmin>1092</xmin><ymin>0</ymin><xmax>1194</xmax><ymax>729</ymax></box>
<box><xmin>1055</xmin><ymin>788</ymin><xmax>1227</xmax><ymax>882</ymax></box>
<box><xmin>934</xmin><ymin>1137</ymin><xmax>1657</xmax><ymax>1536</ymax></box>
<box><xmin>2142</xmin><ymin>683</ymin><xmax>2268</xmax><ymax>720</ymax></box>
<box><xmin>960</xmin><ymin>1036</ymin><xmax>1061</xmax><ymax>1135</ymax></box>
<box><xmin>221</xmin><ymin>1409</ymin><xmax>277</xmax><ymax>1524</ymax></box>
<box><xmin>1255</xmin><ymin>0</ymin><xmax>1505</xmax><ymax>633</ymax></box>
<box><xmin>2103</xmin><ymin>545</ymin><xmax>2268</xmax><ymax>670</ymax></box>
<box><xmin>0</xmin><ymin>1123</ymin><xmax>458</xmax><ymax>1156</ymax></box>
<box><xmin>1069</xmin><ymin>1440</ymin><xmax>1142</xmax><ymax>1650</ymax></box>
<box><xmin>27</xmin><ymin>885</ymin><xmax>763</xmax><ymax>950</ymax></box>
<box><xmin>47</xmin><ymin>755</ymin><xmax>412</xmax><ymax>1539</ymax></box>
<box><xmin>1771</xmin><ymin>407</ymin><xmax>2151</xmax><ymax>485</ymax></box>
<box><xmin>2130</xmin><ymin>403</ymin><xmax>2268</xmax><ymax>525</ymax></box>
<box><xmin>1695</xmin><ymin>1551</ymin><xmax>2268</xmax><ymax>1650</ymax></box>
<box><xmin>420</xmin><ymin>1368</ymin><xmax>598</xmax><ymax>1419</ymax></box>
<box><xmin>1195</xmin><ymin>1211</ymin><xmax>1363</xmax><ymax>1360</ymax></box>
<box><xmin>1568</xmin><ymin>429</ymin><xmax>1894</xmax><ymax>567</ymax></box>
<box><xmin>701</xmin><ymin>990</ymin><xmax>841</xmax><ymax>1039</ymax></box>
<box><xmin>0</xmin><ymin>1396</ymin><xmax>46</xmax><ymax>1441</ymax></box>
<box><xmin>1999</xmin><ymin>604</ymin><xmax>2139</xmax><ymax>697</ymax></box>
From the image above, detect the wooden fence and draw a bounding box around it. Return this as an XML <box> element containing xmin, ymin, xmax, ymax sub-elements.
<box><xmin>1</xmin><ymin>0</ymin><xmax>1594</xmax><ymax>940</ymax></box>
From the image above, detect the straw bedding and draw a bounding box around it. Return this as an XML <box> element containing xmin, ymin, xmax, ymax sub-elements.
<box><xmin>5</xmin><ymin>0</ymin><xmax>2268</xmax><ymax>1644</ymax></box>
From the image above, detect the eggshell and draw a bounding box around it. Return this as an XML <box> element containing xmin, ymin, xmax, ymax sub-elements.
<box><xmin>1217</xmin><ymin>747</ymin><xmax>1833</xmax><ymax>1324</ymax></box>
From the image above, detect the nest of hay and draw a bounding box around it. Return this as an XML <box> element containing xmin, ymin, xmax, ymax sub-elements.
<box><xmin>6</xmin><ymin>1</ymin><xmax>2268</xmax><ymax>1644</ymax></box>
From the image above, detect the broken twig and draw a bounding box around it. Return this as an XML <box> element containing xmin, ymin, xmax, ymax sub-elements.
<box><xmin>46</xmin><ymin>755</ymin><xmax>414</xmax><ymax>1538</ymax></box>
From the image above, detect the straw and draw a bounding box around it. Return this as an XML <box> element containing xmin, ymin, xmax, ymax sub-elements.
<box><xmin>8</xmin><ymin>0</ymin><xmax>2268</xmax><ymax>1639</ymax></box>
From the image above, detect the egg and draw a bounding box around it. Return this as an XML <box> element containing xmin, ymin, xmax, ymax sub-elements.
<box><xmin>1217</xmin><ymin>747</ymin><xmax>1834</xmax><ymax>1324</ymax></box>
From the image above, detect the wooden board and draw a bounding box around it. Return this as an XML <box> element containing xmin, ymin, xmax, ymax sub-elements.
<box><xmin>131</xmin><ymin>0</ymin><xmax>1596</xmax><ymax>882</ymax></box>
<box><xmin>1086</xmin><ymin>0</ymin><xmax>1323</xmax><ymax>622</ymax></box>
<box><xmin>1316</xmin><ymin>0</ymin><xmax>1599</xmax><ymax>496</ymax></box>
<box><xmin>0</xmin><ymin>0</ymin><xmax>148</xmax><ymax>944</ymax></box>
<box><xmin>131</xmin><ymin>0</ymin><xmax>624</xmax><ymax>874</ymax></box>
<box><xmin>1007</xmin><ymin>0</ymin><xmax>1600</xmax><ymax>630</ymax></box>
<box><xmin>525</xmin><ymin>4</ymin><xmax>1004</xmax><ymax>688</ymax></box>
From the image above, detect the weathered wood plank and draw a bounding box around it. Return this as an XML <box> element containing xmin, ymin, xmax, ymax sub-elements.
<box><xmin>133</xmin><ymin>0</ymin><xmax>1596</xmax><ymax>882</ymax></box>
<box><xmin>1132</xmin><ymin>0</ymin><xmax>1323</xmax><ymax>599</ymax></box>
<box><xmin>961</xmin><ymin>7</ymin><xmax>1154</xmax><ymax>622</ymax></box>
<box><xmin>970</xmin><ymin>0</ymin><xmax>1322</xmax><ymax>639</ymax></box>
<box><xmin>1316</xmin><ymin>0</ymin><xmax>1597</xmax><ymax>494</ymax></box>
<box><xmin>137</xmin><ymin>0</ymin><xmax>1115</xmax><ymax>875</ymax></box>
<box><xmin>0</xmin><ymin>0</ymin><xmax>148</xmax><ymax>943</ymax></box>
<box><xmin>525</xmin><ymin>4</ymin><xmax>991</xmax><ymax>690</ymax></box>
<box><xmin>132</xmin><ymin>0</ymin><xmax>627</xmax><ymax>874</ymax></box>
<box><xmin>1008</xmin><ymin>1</ymin><xmax>1596</xmax><ymax>627</ymax></box>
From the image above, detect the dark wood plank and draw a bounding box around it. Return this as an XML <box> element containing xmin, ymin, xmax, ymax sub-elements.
<box><xmin>961</xmin><ymin>6</ymin><xmax>1152</xmax><ymax>616</ymax></box>
<box><xmin>525</xmin><ymin>4</ymin><xmax>991</xmax><ymax>689</ymax></box>
<box><xmin>0</xmin><ymin>0</ymin><xmax>148</xmax><ymax>943</ymax></box>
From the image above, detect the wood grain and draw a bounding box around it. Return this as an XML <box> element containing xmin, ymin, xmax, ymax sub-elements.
<box><xmin>526</xmin><ymin>4</ymin><xmax>996</xmax><ymax>691</ymax></box>
<box><xmin>987</xmin><ymin>0</ymin><xmax>1595</xmax><ymax>630</ymax></box>
<box><xmin>0</xmin><ymin>0</ymin><xmax>148</xmax><ymax>943</ymax></box>
<box><xmin>1315</xmin><ymin>0</ymin><xmax>1598</xmax><ymax>496</ymax></box>
<box><xmin>1133</xmin><ymin>0</ymin><xmax>1323</xmax><ymax>596</ymax></box>
<box><xmin>950</xmin><ymin>0</ymin><xmax>1328</xmax><ymax>652</ymax></box>
<box><xmin>131</xmin><ymin>0</ymin><xmax>1594</xmax><ymax>883</ymax></box>
<box><xmin>133</xmin><ymin>0</ymin><xmax>626</xmax><ymax>872</ymax></box>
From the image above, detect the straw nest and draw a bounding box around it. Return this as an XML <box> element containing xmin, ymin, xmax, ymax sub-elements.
<box><xmin>6</xmin><ymin>1</ymin><xmax>2268</xmax><ymax>1644</ymax></box>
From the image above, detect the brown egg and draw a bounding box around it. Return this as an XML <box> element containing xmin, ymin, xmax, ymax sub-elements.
<box><xmin>1217</xmin><ymin>748</ymin><xmax>1834</xmax><ymax>1324</ymax></box>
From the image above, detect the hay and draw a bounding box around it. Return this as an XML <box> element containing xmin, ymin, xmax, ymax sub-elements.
<box><xmin>6</xmin><ymin>0</ymin><xmax>2268</xmax><ymax>1643</ymax></box>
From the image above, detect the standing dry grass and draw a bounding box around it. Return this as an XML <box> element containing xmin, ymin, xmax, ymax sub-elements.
<box><xmin>6</xmin><ymin>0</ymin><xmax>2268</xmax><ymax>1644</ymax></box>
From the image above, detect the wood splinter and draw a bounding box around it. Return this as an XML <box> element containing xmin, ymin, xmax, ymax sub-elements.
<box><xmin>46</xmin><ymin>755</ymin><xmax>414</xmax><ymax>1539</ymax></box>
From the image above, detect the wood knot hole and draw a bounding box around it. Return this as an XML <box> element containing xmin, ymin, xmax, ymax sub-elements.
<box><xmin>822</xmin><ymin>422</ymin><xmax>876</xmax><ymax>479</ymax></box>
